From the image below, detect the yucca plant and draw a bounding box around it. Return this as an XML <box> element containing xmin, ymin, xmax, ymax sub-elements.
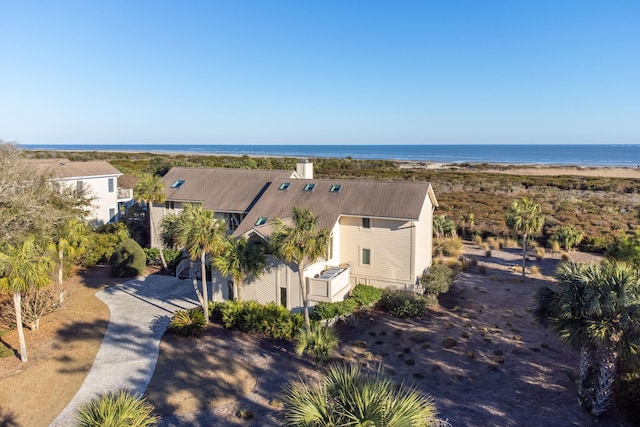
<box><xmin>168</xmin><ymin>308</ymin><xmax>206</xmax><ymax>337</ymax></box>
<box><xmin>76</xmin><ymin>390</ymin><xmax>160</xmax><ymax>427</ymax></box>
<box><xmin>295</xmin><ymin>322</ymin><xmax>339</xmax><ymax>364</ymax></box>
<box><xmin>282</xmin><ymin>363</ymin><xmax>441</xmax><ymax>426</ymax></box>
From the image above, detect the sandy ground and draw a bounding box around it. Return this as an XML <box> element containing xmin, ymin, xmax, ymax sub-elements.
<box><xmin>0</xmin><ymin>266</ymin><xmax>113</xmax><ymax>427</ymax></box>
<box><xmin>146</xmin><ymin>244</ymin><xmax>630</xmax><ymax>427</ymax></box>
<box><xmin>0</xmin><ymin>247</ymin><xmax>631</xmax><ymax>427</ymax></box>
<box><xmin>398</xmin><ymin>160</ymin><xmax>640</xmax><ymax>179</ymax></box>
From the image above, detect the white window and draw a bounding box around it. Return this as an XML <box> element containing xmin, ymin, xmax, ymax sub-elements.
<box><xmin>77</xmin><ymin>180</ymin><xmax>84</xmax><ymax>193</ymax></box>
<box><xmin>109</xmin><ymin>208</ymin><xmax>116</xmax><ymax>222</ymax></box>
<box><xmin>108</xmin><ymin>178</ymin><xmax>115</xmax><ymax>193</ymax></box>
<box><xmin>362</xmin><ymin>248</ymin><xmax>371</xmax><ymax>265</ymax></box>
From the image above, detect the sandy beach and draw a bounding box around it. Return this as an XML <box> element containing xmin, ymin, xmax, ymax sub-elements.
<box><xmin>398</xmin><ymin>160</ymin><xmax>640</xmax><ymax>179</ymax></box>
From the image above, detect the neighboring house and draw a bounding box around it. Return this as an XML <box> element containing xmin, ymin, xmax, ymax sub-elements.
<box><xmin>28</xmin><ymin>158</ymin><xmax>133</xmax><ymax>226</ymax></box>
<box><xmin>153</xmin><ymin>162</ymin><xmax>438</xmax><ymax>311</ymax></box>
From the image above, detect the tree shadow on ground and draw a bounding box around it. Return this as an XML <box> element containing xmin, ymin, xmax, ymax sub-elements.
<box><xmin>147</xmin><ymin>324</ymin><xmax>317</xmax><ymax>427</ymax></box>
<box><xmin>0</xmin><ymin>407</ymin><xmax>18</xmax><ymax>427</ymax></box>
<box><xmin>336</xmin><ymin>254</ymin><xmax>628</xmax><ymax>427</ymax></box>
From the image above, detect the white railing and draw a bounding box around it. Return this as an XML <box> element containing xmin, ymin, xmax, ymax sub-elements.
<box><xmin>176</xmin><ymin>259</ymin><xmax>191</xmax><ymax>278</ymax></box>
<box><xmin>118</xmin><ymin>188</ymin><xmax>133</xmax><ymax>200</ymax></box>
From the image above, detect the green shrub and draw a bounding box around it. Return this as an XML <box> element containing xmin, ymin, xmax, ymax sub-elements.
<box><xmin>380</xmin><ymin>291</ymin><xmax>429</xmax><ymax>318</ymax></box>
<box><xmin>438</xmin><ymin>237</ymin><xmax>464</xmax><ymax>257</ymax></box>
<box><xmin>82</xmin><ymin>228</ymin><xmax>127</xmax><ymax>266</ymax></box>
<box><xmin>211</xmin><ymin>300</ymin><xmax>303</xmax><ymax>340</ymax></box>
<box><xmin>208</xmin><ymin>301</ymin><xmax>225</xmax><ymax>322</ymax></box>
<box><xmin>76</xmin><ymin>390</ymin><xmax>160</xmax><ymax>427</ymax></box>
<box><xmin>422</xmin><ymin>264</ymin><xmax>453</xmax><ymax>296</ymax></box>
<box><xmin>310</xmin><ymin>299</ymin><xmax>358</xmax><ymax>320</ymax></box>
<box><xmin>168</xmin><ymin>308</ymin><xmax>206</xmax><ymax>337</ymax></box>
<box><xmin>295</xmin><ymin>322</ymin><xmax>339</xmax><ymax>364</ymax></box>
<box><xmin>350</xmin><ymin>284</ymin><xmax>383</xmax><ymax>307</ymax></box>
<box><xmin>0</xmin><ymin>344</ymin><xmax>13</xmax><ymax>358</ymax></box>
<box><xmin>109</xmin><ymin>238</ymin><xmax>146</xmax><ymax>277</ymax></box>
<box><xmin>143</xmin><ymin>248</ymin><xmax>181</xmax><ymax>266</ymax></box>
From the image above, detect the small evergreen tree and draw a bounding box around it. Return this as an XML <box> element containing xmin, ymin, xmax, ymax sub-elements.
<box><xmin>110</xmin><ymin>238</ymin><xmax>146</xmax><ymax>277</ymax></box>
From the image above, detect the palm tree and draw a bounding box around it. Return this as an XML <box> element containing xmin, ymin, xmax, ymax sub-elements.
<box><xmin>175</xmin><ymin>203</ymin><xmax>226</xmax><ymax>323</ymax></box>
<box><xmin>506</xmin><ymin>198</ymin><xmax>544</xmax><ymax>277</ymax></box>
<box><xmin>0</xmin><ymin>236</ymin><xmax>54</xmax><ymax>362</ymax></box>
<box><xmin>213</xmin><ymin>236</ymin><xmax>265</xmax><ymax>300</ymax></box>
<box><xmin>534</xmin><ymin>260</ymin><xmax>640</xmax><ymax>416</ymax></box>
<box><xmin>270</xmin><ymin>207</ymin><xmax>330</xmax><ymax>330</ymax></box>
<box><xmin>553</xmin><ymin>225</ymin><xmax>584</xmax><ymax>252</ymax></box>
<box><xmin>282</xmin><ymin>363</ymin><xmax>440</xmax><ymax>426</ymax></box>
<box><xmin>295</xmin><ymin>322</ymin><xmax>339</xmax><ymax>365</ymax></box>
<box><xmin>50</xmin><ymin>218</ymin><xmax>89</xmax><ymax>288</ymax></box>
<box><xmin>433</xmin><ymin>214</ymin><xmax>456</xmax><ymax>240</ymax></box>
<box><xmin>135</xmin><ymin>173</ymin><xmax>167</xmax><ymax>270</ymax></box>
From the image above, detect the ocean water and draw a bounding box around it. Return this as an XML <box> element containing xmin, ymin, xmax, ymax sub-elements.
<box><xmin>21</xmin><ymin>144</ymin><xmax>640</xmax><ymax>167</ymax></box>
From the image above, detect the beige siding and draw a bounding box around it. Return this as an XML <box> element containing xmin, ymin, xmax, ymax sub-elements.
<box><xmin>413</xmin><ymin>196</ymin><xmax>434</xmax><ymax>279</ymax></box>
<box><xmin>150</xmin><ymin>201</ymin><xmax>233</xmax><ymax>249</ymax></box>
<box><xmin>339</xmin><ymin>216</ymin><xmax>414</xmax><ymax>288</ymax></box>
<box><xmin>254</xmin><ymin>257</ymin><xmax>279</xmax><ymax>304</ymax></box>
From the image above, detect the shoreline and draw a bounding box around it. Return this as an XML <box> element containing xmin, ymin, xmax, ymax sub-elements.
<box><xmin>23</xmin><ymin>147</ymin><xmax>640</xmax><ymax>179</ymax></box>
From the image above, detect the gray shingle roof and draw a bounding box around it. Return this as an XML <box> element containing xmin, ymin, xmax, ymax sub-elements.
<box><xmin>161</xmin><ymin>167</ymin><xmax>296</xmax><ymax>213</ymax></box>
<box><xmin>233</xmin><ymin>178</ymin><xmax>437</xmax><ymax>238</ymax></box>
<box><xmin>26</xmin><ymin>158</ymin><xmax>122</xmax><ymax>178</ymax></box>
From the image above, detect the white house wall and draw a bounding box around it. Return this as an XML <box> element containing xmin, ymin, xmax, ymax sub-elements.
<box><xmin>59</xmin><ymin>175</ymin><xmax>120</xmax><ymax>226</ymax></box>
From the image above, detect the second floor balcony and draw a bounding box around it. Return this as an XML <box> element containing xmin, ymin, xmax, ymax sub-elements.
<box><xmin>118</xmin><ymin>188</ymin><xmax>133</xmax><ymax>201</ymax></box>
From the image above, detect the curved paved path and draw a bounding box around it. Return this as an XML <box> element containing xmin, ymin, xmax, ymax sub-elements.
<box><xmin>51</xmin><ymin>275</ymin><xmax>197</xmax><ymax>427</ymax></box>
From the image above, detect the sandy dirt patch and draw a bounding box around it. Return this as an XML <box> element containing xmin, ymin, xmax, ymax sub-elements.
<box><xmin>148</xmin><ymin>244</ymin><xmax>630</xmax><ymax>426</ymax></box>
<box><xmin>0</xmin><ymin>266</ymin><xmax>114</xmax><ymax>427</ymax></box>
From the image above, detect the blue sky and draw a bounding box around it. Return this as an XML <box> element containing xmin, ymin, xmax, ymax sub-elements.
<box><xmin>1</xmin><ymin>1</ymin><xmax>639</xmax><ymax>145</ymax></box>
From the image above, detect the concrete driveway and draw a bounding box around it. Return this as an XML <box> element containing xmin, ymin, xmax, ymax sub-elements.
<box><xmin>51</xmin><ymin>274</ymin><xmax>198</xmax><ymax>426</ymax></box>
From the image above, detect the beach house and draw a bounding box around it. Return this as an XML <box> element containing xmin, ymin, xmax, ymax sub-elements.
<box><xmin>152</xmin><ymin>162</ymin><xmax>438</xmax><ymax>310</ymax></box>
<box><xmin>28</xmin><ymin>158</ymin><xmax>133</xmax><ymax>226</ymax></box>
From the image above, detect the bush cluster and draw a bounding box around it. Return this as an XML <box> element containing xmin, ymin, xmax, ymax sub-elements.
<box><xmin>379</xmin><ymin>291</ymin><xmax>431</xmax><ymax>318</ymax></box>
<box><xmin>422</xmin><ymin>264</ymin><xmax>454</xmax><ymax>297</ymax></box>
<box><xmin>82</xmin><ymin>223</ymin><xmax>128</xmax><ymax>266</ymax></box>
<box><xmin>350</xmin><ymin>284</ymin><xmax>383</xmax><ymax>307</ymax></box>
<box><xmin>209</xmin><ymin>300</ymin><xmax>304</xmax><ymax>340</ymax></box>
<box><xmin>434</xmin><ymin>237</ymin><xmax>464</xmax><ymax>257</ymax></box>
<box><xmin>143</xmin><ymin>248</ymin><xmax>181</xmax><ymax>266</ymax></box>
<box><xmin>310</xmin><ymin>299</ymin><xmax>358</xmax><ymax>321</ymax></box>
